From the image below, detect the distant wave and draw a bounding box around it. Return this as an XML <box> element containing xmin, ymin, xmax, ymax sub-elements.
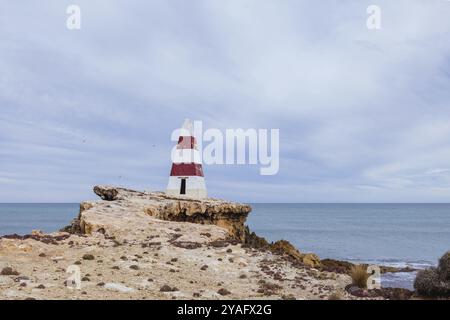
<box><xmin>344</xmin><ymin>257</ymin><xmax>433</xmax><ymax>290</ymax></box>
<box><xmin>344</xmin><ymin>257</ymin><xmax>435</xmax><ymax>270</ymax></box>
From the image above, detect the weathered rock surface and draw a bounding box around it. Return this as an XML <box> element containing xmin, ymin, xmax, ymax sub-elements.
<box><xmin>94</xmin><ymin>186</ymin><xmax>119</xmax><ymax>201</ymax></box>
<box><xmin>69</xmin><ymin>185</ymin><xmax>251</xmax><ymax>241</ymax></box>
<box><xmin>265</xmin><ymin>240</ymin><xmax>320</xmax><ymax>268</ymax></box>
<box><xmin>0</xmin><ymin>185</ymin><xmax>370</xmax><ymax>300</ymax></box>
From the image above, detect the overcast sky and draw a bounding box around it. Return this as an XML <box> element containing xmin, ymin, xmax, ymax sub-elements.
<box><xmin>1</xmin><ymin>0</ymin><xmax>450</xmax><ymax>203</ymax></box>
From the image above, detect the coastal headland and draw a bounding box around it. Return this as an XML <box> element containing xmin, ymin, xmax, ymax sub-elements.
<box><xmin>0</xmin><ymin>186</ymin><xmax>416</xmax><ymax>300</ymax></box>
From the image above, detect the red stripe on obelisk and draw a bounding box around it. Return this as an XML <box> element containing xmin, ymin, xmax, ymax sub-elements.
<box><xmin>177</xmin><ymin>136</ymin><xmax>197</xmax><ymax>149</ymax></box>
<box><xmin>170</xmin><ymin>163</ymin><xmax>204</xmax><ymax>177</ymax></box>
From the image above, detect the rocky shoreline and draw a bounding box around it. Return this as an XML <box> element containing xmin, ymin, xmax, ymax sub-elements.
<box><xmin>0</xmin><ymin>186</ymin><xmax>417</xmax><ymax>300</ymax></box>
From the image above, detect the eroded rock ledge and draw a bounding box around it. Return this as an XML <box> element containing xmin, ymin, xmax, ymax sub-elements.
<box><xmin>65</xmin><ymin>185</ymin><xmax>252</xmax><ymax>241</ymax></box>
<box><xmin>63</xmin><ymin>186</ymin><xmax>415</xmax><ymax>273</ymax></box>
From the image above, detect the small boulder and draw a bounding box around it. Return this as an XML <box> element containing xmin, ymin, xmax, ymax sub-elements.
<box><xmin>160</xmin><ymin>285</ymin><xmax>178</xmax><ymax>292</ymax></box>
<box><xmin>0</xmin><ymin>267</ymin><xmax>19</xmax><ymax>276</ymax></box>
<box><xmin>94</xmin><ymin>186</ymin><xmax>119</xmax><ymax>201</ymax></box>
<box><xmin>218</xmin><ymin>288</ymin><xmax>231</xmax><ymax>296</ymax></box>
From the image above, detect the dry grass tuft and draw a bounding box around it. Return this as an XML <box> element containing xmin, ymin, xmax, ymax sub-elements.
<box><xmin>350</xmin><ymin>265</ymin><xmax>369</xmax><ymax>289</ymax></box>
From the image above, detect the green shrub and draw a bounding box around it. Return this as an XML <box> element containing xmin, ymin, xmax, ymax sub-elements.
<box><xmin>414</xmin><ymin>251</ymin><xmax>450</xmax><ymax>298</ymax></box>
<box><xmin>438</xmin><ymin>251</ymin><xmax>450</xmax><ymax>281</ymax></box>
<box><xmin>414</xmin><ymin>268</ymin><xmax>442</xmax><ymax>296</ymax></box>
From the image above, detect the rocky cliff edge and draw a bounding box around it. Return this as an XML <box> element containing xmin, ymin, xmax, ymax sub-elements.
<box><xmin>0</xmin><ymin>186</ymin><xmax>391</xmax><ymax>300</ymax></box>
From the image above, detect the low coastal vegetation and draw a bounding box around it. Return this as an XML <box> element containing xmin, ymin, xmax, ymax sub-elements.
<box><xmin>414</xmin><ymin>251</ymin><xmax>450</xmax><ymax>298</ymax></box>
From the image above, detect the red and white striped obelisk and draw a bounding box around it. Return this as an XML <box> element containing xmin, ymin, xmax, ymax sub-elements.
<box><xmin>166</xmin><ymin>119</ymin><xmax>207</xmax><ymax>198</ymax></box>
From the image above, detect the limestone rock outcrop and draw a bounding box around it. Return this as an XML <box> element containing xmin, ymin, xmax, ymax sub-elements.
<box><xmin>67</xmin><ymin>185</ymin><xmax>252</xmax><ymax>241</ymax></box>
<box><xmin>94</xmin><ymin>185</ymin><xmax>119</xmax><ymax>201</ymax></box>
<box><xmin>66</xmin><ymin>186</ymin><xmax>322</xmax><ymax>267</ymax></box>
<box><xmin>268</xmin><ymin>240</ymin><xmax>321</xmax><ymax>268</ymax></box>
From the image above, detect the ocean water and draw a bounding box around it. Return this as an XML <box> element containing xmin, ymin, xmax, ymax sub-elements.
<box><xmin>0</xmin><ymin>203</ymin><xmax>78</xmax><ymax>236</ymax></box>
<box><xmin>247</xmin><ymin>203</ymin><xmax>450</xmax><ymax>290</ymax></box>
<box><xmin>1</xmin><ymin>203</ymin><xmax>449</xmax><ymax>290</ymax></box>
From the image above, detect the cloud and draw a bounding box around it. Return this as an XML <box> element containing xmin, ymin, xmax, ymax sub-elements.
<box><xmin>425</xmin><ymin>169</ymin><xmax>450</xmax><ymax>175</ymax></box>
<box><xmin>1</xmin><ymin>1</ymin><xmax>450</xmax><ymax>202</ymax></box>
